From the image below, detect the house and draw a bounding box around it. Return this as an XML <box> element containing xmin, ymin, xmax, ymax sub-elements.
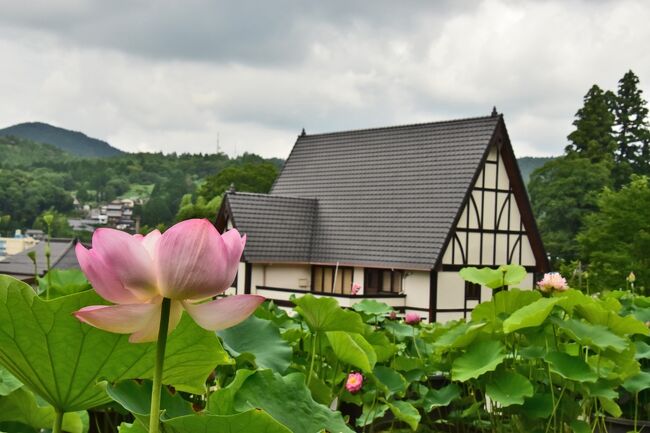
<box><xmin>215</xmin><ymin>111</ymin><xmax>549</xmax><ymax>322</ymax></box>
<box><xmin>0</xmin><ymin>238</ymin><xmax>79</xmax><ymax>283</ymax></box>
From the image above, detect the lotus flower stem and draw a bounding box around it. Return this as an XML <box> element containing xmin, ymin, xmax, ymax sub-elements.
<box><xmin>149</xmin><ymin>297</ymin><xmax>172</xmax><ymax>433</ymax></box>
<box><xmin>52</xmin><ymin>409</ymin><xmax>64</xmax><ymax>433</ymax></box>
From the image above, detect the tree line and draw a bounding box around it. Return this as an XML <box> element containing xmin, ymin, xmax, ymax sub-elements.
<box><xmin>529</xmin><ymin>70</ymin><xmax>650</xmax><ymax>292</ymax></box>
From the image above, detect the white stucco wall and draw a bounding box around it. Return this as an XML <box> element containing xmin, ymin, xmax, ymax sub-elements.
<box><xmin>402</xmin><ymin>270</ymin><xmax>429</xmax><ymax>310</ymax></box>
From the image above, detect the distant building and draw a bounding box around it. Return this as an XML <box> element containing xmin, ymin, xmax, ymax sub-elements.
<box><xmin>0</xmin><ymin>232</ymin><xmax>39</xmax><ymax>257</ymax></box>
<box><xmin>216</xmin><ymin>113</ymin><xmax>549</xmax><ymax>322</ymax></box>
<box><xmin>0</xmin><ymin>238</ymin><xmax>79</xmax><ymax>282</ymax></box>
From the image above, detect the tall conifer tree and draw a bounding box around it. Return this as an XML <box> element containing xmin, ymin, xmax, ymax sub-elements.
<box><xmin>565</xmin><ymin>85</ymin><xmax>617</xmax><ymax>163</ymax></box>
<box><xmin>613</xmin><ymin>70</ymin><xmax>650</xmax><ymax>181</ymax></box>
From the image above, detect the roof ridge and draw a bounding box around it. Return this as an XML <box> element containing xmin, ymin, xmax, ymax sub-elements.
<box><xmin>300</xmin><ymin>114</ymin><xmax>500</xmax><ymax>139</ymax></box>
<box><xmin>228</xmin><ymin>191</ymin><xmax>317</xmax><ymax>202</ymax></box>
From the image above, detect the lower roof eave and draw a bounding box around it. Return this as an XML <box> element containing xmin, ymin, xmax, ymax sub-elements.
<box><xmin>244</xmin><ymin>258</ymin><xmax>433</xmax><ymax>272</ymax></box>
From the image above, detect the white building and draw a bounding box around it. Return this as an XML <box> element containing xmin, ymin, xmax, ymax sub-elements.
<box><xmin>216</xmin><ymin>111</ymin><xmax>549</xmax><ymax>322</ymax></box>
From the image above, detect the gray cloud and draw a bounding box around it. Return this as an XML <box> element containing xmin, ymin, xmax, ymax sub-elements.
<box><xmin>0</xmin><ymin>0</ymin><xmax>648</xmax><ymax>158</ymax></box>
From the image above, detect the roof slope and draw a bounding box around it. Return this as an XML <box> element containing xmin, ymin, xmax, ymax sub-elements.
<box><xmin>222</xmin><ymin>115</ymin><xmax>501</xmax><ymax>269</ymax></box>
<box><xmin>226</xmin><ymin>193</ymin><xmax>317</xmax><ymax>263</ymax></box>
<box><xmin>0</xmin><ymin>239</ymin><xmax>77</xmax><ymax>280</ymax></box>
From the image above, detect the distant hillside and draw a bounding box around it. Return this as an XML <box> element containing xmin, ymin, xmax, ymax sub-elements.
<box><xmin>0</xmin><ymin>122</ymin><xmax>123</xmax><ymax>157</ymax></box>
<box><xmin>517</xmin><ymin>156</ymin><xmax>556</xmax><ymax>186</ymax></box>
<box><xmin>0</xmin><ymin>135</ymin><xmax>71</xmax><ymax>167</ymax></box>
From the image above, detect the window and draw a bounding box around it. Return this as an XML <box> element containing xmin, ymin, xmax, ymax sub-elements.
<box><xmin>465</xmin><ymin>281</ymin><xmax>481</xmax><ymax>301</ymax></box>
<box><xmin>364</xmin><ymin>269</ymin><xmax>403</xmax><ymax>294</ymax></box>
<box><xmin>312</xmin><ymin>266</ymin><xmax>354</xmax><ymax>294</ymax></box>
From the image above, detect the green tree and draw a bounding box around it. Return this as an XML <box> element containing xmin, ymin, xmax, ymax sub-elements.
<box><xmin>565</xmin><ymin>85</ymin><xmax>617</xmax><ymax>163</ymax></box>
<box><xmin>32</xmin><ymin>210</ymin><xmax>74</xmax><ymax>238</ymax></box>
<box><xmin>529</xmin><ymin>155</ymin><xmax>611</xmax><ymax>266</ymax></box>
<box><xmin>175</xmin><ymin>195</ymin><xmax>223</xmax><ymax>222</ymax></box>
<box><xmin>578</xmin><ymin>176</ymin><xmax>650</xmax><ymax>292</ymax></box>
<box><xmin>199</xmin><ymin>162</ymin><xmax>278</xmax><ymax>200</ymax></box>
<box><xmin>613</xmin><ymin>70</ymin><xmax>650</xmax><ymax>182</ymax></box>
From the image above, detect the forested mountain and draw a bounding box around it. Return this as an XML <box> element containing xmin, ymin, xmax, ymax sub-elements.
<box><xmin>517</xmin><ymin>156</ymin><xmax>555</xmax><ymax>185</ymax></box>
<box><xmin>0</xmin><ymin>122</ymin><xmax>123</xmax><ymax>157</ymax></box>
<box><xmin>0</xmin><ymin>135</ymin><xmax>72</xmax><ymax>166</ymax></box>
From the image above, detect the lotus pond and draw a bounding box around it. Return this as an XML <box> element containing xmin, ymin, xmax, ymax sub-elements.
<box><xmin>1</xmin><ymin>263</ymin><xmax>650</xmax><ymax>432</ymax></box>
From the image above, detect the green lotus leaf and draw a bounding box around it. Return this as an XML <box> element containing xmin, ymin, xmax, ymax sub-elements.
<box><xmin>218</xmin><ymin>315</ymin><xmax>292</xmax><ymax>374</ymax></box>
<box><xmin>388</xmin><ymin>400</ymin><xmax>421</xmax><ymax>431</ymax></box>
<box><xmin>38</xmin><ymin>269</ymin><xmax>91</xmax><ymax>299</ymax></box>
<box><xmin>521</xmin><ymin>393</ymin><xmax>553</xmax><ymax>419</ymax></box>
<box><xmin>422</xmin><ymin>383</ymin><xmax>461</xmax><ymax>411</ymax></box>
<box><xmin>452</xmin><ymin>340</ymin><xmax>506</xmax><ymax>382</ymax></box>
<box><xmin>352</xmin><ymin>300</ymin><xmax>393</xmax><ymax>315</ymax></box>
<box><xmin>623</xmin><ymin>371</ymin><xmax>650</xmax><ymax>394</ymax></box>
<box><xmin>503</xmin><ymin>297</ymin><xmax>559</xmax><ymax>333</ymax></box>
<box><xmin>372</xmin><ymin>366</ymin><xmax>407</xmax><ymax>397</ymax></box>
<box><xmin>485</xmin><ymin>368</ymin><xmax>533</xmax><ymax>407</ymax></box>
<box><xmin>364</xmin><ymin>331</ymin><xmax>396</xmax><ymax>362</ymax></box>
<box><xmin>552</xmin><ymin>317</ymin><xmax>628</xmax><ymax>352</ymax></box>
<box><xmin>0</xmin><ymin>366</ymin><xmax>22</xmax><ymax>396</ymax></box>
<box><xmin>0</xmin><ymin>275</ymin><xmax>231</xmax><ymax>413</ymax></box>
<box><xmin>636</xmin><ymin>341</ymin><xmax>650</xmax><ymax>359</ymax></box>
<box><xmin>293</xmin><ymin>294</ymin><xmax>364</xmax><ymax>333</ymax></box>
<box><xmin>544</xmin><ymin>351</ymin><xmax>598</xmax><ymax>383</ymax></box>
<box><xmin>0</xmin><ymin>387</ymin><xmax>86</xmax><ymax>433</ymax></box>
<box><xmin>459</xmin><ymin>264</ymin><xmax>526</xmax><ymax>289</ymax></box>
<box><xmin>326</xmin><ymin>331</ymin><xmax>377</xmax><ymax>373</ymax></box>
<box><xmin>209</xmin><ymin>369</ymin><xmax>354</xmax><ymax>433</ymax></box>
<box><xmin>472</xmin><ymin>289</ymin><xmax>541</xmax><ymax>326</ymax></box>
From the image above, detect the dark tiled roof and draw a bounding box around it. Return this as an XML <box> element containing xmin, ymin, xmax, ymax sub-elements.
<box><xmin>0</xmin><ymin>239</ymin><xmax>78</xmax><ymax>280</ymax></box>
<box><xmin>226</xmin><ymin>193</ymin><xmax>317</xmax><ymax>263</ymax></box>
<box><xmin>224</xmin><ymin>115</ymin><xmax>500</xmax><ymax>269</ymax></box>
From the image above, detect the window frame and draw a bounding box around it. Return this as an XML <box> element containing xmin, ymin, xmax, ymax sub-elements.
<box><xmin>311</xmin><ymin>265</ymin><xmax>355</xmax><ymax>295</ymax></box>
<box><xmin>364</xmin><ymin>268</ymin><xmax>403</xmax><ymax>294</ymax></box>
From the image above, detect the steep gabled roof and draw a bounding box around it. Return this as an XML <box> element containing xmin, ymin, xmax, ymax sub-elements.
<box><xmin>218</xmin><ymin>115</ymin><xmax>504</xmax><ymax>269</ymax></box>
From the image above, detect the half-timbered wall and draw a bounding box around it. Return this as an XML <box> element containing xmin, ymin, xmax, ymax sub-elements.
<box><xmin>435</xmin><ymin>143</ymin><xmax>537</xmax><ymax>322</ymax></box>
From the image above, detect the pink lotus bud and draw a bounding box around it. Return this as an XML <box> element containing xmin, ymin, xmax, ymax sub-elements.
<box><xmin>388</xmin><ymin>311</ymin><xmax>397</xmax><ymax>320</ymax></box>
<box><xmin>345</xmin><ymin>372</ymin><xmax>363</xmax><ymax>393</ymax></box>
<box><xmin>73</xmin><ymin>219</ymin><xmax>264</xmax><ymax>342</ymax></box>
<box><xmin>537</xmin><ymin>272</ymin><xmax>568</xmax><ymax>293</ymax></box>
<box><xmin>351</xmin><ymin>283</ymin><xmax>361</xmax><ymax>295</ymax></box>
<box><xmin>405</xmin><ymin>312</ymin><xmax>421</xmax><ymax>325</ymax></box>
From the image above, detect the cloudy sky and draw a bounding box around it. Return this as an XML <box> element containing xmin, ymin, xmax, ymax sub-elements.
<box><xmin>0</xmin><ymin>0</ymin><xmax>648</xmax><ymax>158</ymax></box>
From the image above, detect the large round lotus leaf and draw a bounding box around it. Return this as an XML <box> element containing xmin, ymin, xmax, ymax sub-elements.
<box><xmin>293</xmin><ymin>294</ymin><xmax>364</xmax><ymax>333</ymax></box>
<box><xmin>485</xmin><ymin>368</ymin><xmax>533</xmax><ymax>407</ymax></box>
<box><xmin>372</xmin><ymin>366</ymin><xmax>407</xmax><ymax>397</ymax></box>
<box><xmin>326</xmin><ymin>331</ymin><xmax>377</xmax><ymax>373</ymax></box>
<box><xmin>472</xmin><ymin>289</ymin><xmax>541</xmax><ymax>325</ymax></box>
<box><xmin>0</xmin><ymin>275</ymin><xmax>232</xmax><ymax>412</ymax></box>
<box><xmin>352</xmin><ymin>300</ymin><xmax>393</xmax><ymax>315</ymax></box>
<box><xmin>552</xmin><ymin>317</ymin><xmax>628</xmax><ymax>352</ymax></box>
<box><xmin>209</xmin><ymin>369</ymin><xmax>354</xmax><ymax>433</ymax></box>
<box><xmin>218</xmin><ymin>315</ymin><xmax>292</xmax><ymax>374</ymax></box>
<box><xmin>388</xmin><ymin>401</ymin><xmax>421</xmax><ymax>431</ymax></box>
<box><xmin>118</xmin><ymin>410</ymin><xmax>293</xmax><ymax>433</ymax></box>
<box><xmin>0</xmin><ymin>387</ymin><xmax>86</xmax><ymax>433</ymax></box>
<box><xmin>0</xmin><ymin>366</ymin><xmax>21</xmax><ymax>396</ymax></box>
<box><xmin>544</xmin><ymin>351</ymin><xmax>598</xmax><ymax>382</ymax></box>
<box><xmin>459</xmin><ymin>265</ymin><xmax>526</xmax><ymax>289</ymax></box>
<box><xmin>502</xmin><ymin>297</ymin><xmax>559</xmax><ymax>333</ymax></box>
<box><xmin>623</xmin><ymin>371</ymin><xmax>650</xmax><ymax>394</ymax></box>
<box><xmin>422</xmin><ymin>383</ymin><xmax>461</xmax><ymax>411</ymax></box>
<box><xmin>452</xmin><ymin>340</ymin><xmax>506</xmax><ymax>382</ymax></box>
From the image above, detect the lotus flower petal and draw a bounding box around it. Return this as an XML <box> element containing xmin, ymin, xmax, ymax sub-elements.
<box><xmin>183</xmin><ymin>295</ymin><xmax>264</xmax><ymax>331</ymax></box>
<box><xmin>75</xmin><ymin>243</ymin><xmax>141</xmax><ymax>304</ymax></box>
<box><xmin>128</xmin><ymin>300</ymin><xmax>184</xmax><ymax>343</ymax></box>
<box><xmin>74</xmin><ymin>301</ymin><xmax>184</xmax><ymax>343</ymax></box>
<box><xmin>140</xmin><ymin>229</ymin><xmax>162</xmax><ymax>258</ymax></box>
<box><xmin>221</xmin><ymin>229</ymin><xmax>246</xmax><ymax>288</ymax></box>
<box><xmin>74</xmin><ymin>303</ymin><xmax>160</xmax><ymax>335</ymax></box>
<box><xmin>92</xmin><ymin>228</ymin><xmax>158</xmax><ymax>300</ymax></box>
<box><xmin>155</xmin><ymin>219</ymin><xmax>232</xmax><ymax>300</ymax></box>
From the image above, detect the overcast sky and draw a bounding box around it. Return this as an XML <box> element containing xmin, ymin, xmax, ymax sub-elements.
<box><xmin>0</xmin><ymin>0</ymin><xmax>648</xmax><ymax>158</ymax></box>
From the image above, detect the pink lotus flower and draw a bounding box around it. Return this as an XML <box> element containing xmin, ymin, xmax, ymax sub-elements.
<box><xmin>405</xmin><ymin>312</ymin><xmax>421</xmax><ymax>325</ymax></box>
<box><xmin>537</xmin><ymin>272</ymin><xmax>568</xmax><ymax>293</ymax></box>
<box><xmin>351</xmin><ymin>282</ymin><xmax>361</xmax><ymax>295</ymax></box>
<box><xmin>74</xmin><ymin>219</ymin><xmax>264</xmax><ymax>342</ymax></box>
<box><xmin>345</xmin><ymin>372</ymin><xmax>363</xmax><ymax>393</ymax></box>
